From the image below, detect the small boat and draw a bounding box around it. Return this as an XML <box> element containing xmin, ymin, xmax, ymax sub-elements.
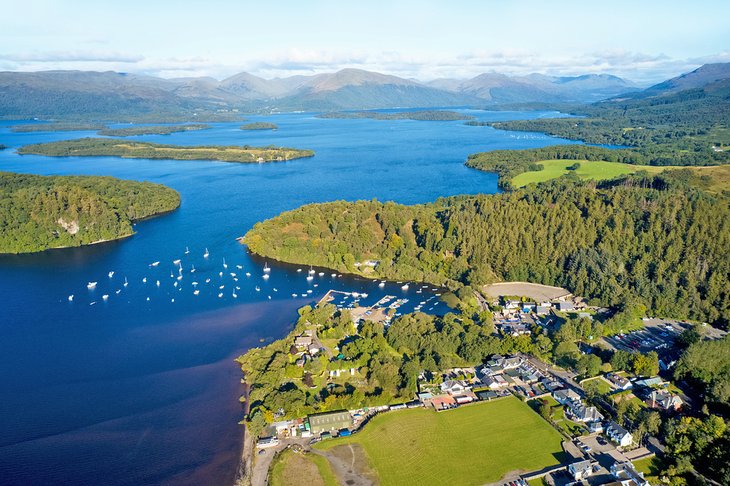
<box><xmin>267</xmin><ymin>295</ymin><xmax>271</xmax><ymax>300</ymax></box>
<box><xmin>174</xmin><ymin>282</ymin><xmax>178</xmax><ymax>288</ymax></box>
<box><xmin>263</xmin><ymin>274</ymin><xmax>270</xmax><ymax>280</ymax></box>
<box><xmin>313</xmin><ymin>284</ymin><xmax>318</xmax><ymax>288</ymax></box>
<box><xmin>191</xmin><ymin>265</ymin><xmax>196</xmax><ymax>273</ymax></box>
<box><xmin>230</xmin><ymin>272</ymin><xmax>236</xmax><ymax>277</ymax></box>
<box><xmin>318</xmin><ymin>272</ymin><xmax>324</xmax><ymax>277</ymax></box>
<box><xmin>173</xmin><ymin>259</ymin><xmax>181</xmax><ymax>265</ymax></box>
<box><xmin>379</xmin><ymin>282</ymin><xmax>385</xmax><ymax>288</ymax></box>
<box><xmin>185</xmin><ymin>246</ymin><xmax>190</xmax><ymax>254</ymax></box>
<box><xmin>245</xmin><ymin>272</ymin><xmax>251</xmax><ymax>277</ymax></box>
<box><xmin>170</xmin><ymin>272</ymin><xmax>174</xmax><ymax>278</ymax></box>
<box><xmin>362</xmin><ymin>293</ymin><xmax>368</xmax><ymax>298</ymax></box>
<box><xmin>307</xmin><ymin>290</ymin><xmax>313</xmax><ymax>294</ymax></box>
<box><xmin>146</xmin><ymin>297</ymin><xmax>150</xmax><ymax>301</ymax></box>
<box><xmin>68</xmin><ymin>295</ymin><xmax>74</xmax><ymax>302</ymax></box>
<box><xmin>297</xmin><ymin>268</ymin><xmax>302</xmax><ymax>272</ymax></box>
<box><xmin>123</xmin><ymin>277</ymin><xmax>128</xmax><ymax>287</ymax></box>
<box><xmin>233</xmin><ymin>293</ymin><xmax>238</xmax><ymax>298</ymax></box>
<box><xmin>193</xmin><ymin>290</ymin><xmax>200</xmax><ymax>295</ymax></box>
<box><xmin>236</xmin><ymin>265</ymin><xmax>243</xmax><ymax>270</ymax></box>
<box><xmin>218</xmin><ymin>293</ymin><xmax>223</xmax><ymax>298</ymax></box>
<box><xmin>223</xmin><ymin>258</ymin><xmax>228</xmax><ymax>269</ymax></box>
<box><xmin>263</xmin><ymin>262</ymin><xmax>271</xmax><ymax>273</ymax></box>
<box><xmin>401</xmin><ymin>284</ymin><xmax>409</xmax><ymax>290</ymax></box>
<box><xmin>171</xmin><ymin>298</ymin><xmax>175</xmax><ymax>303</ymax></box>
<box><xmin>87</xmin><ymin>282</ymin><xmax>97</xmax><ymax>289</ymax></box>
<box><xmin>352</xmin><ymin>292</ymin><xmax>360</xmax><ymax>298</ymax></box>
<box><xmin>205</xmin><ymin>278</ymin><xmax>211</xmax><ymax>283</ymax></box>
<box><xmin>292</xmin><ymin>293</ymin><xmax>298</xmax><ymax>297</ymax></box>
<box><xmin>219</xmin><ymin>272</ymin><xmax>223</xmax><ymax>277</ymax></box>
<box><xmin>192</xmin><ymin>281</ymin><xmax>199</xmax><ymax>286</ymax></box>
<box><xmin>102</xmin><ymin>294</ymin><xmax>109</xmax><ymax>301</ymax></box>
<box><xmin>150</xmin><ymin>261</ymin><xmax>160</xmax><ymax>267</ymax></box>
<box><xmin>156</xmin><ymin>280</ymin><xmax>160</xmax><ymax>287</ymax></box>
<box><xmin>273</xmin><ymin>288</ymin><xmax>278</xmax><ymax>292</ymax></box>
<box><xmin>108</xmin><ymin>271</ymin><xmax>114</xmax><ymax>278</ymax></box>
<box><xmin>116</xmin><ymin>289</ymin><xmax>121</xmax><ymax>294</ymax></box>
<box><xmin>177</xmin><ymin>275</ymin><xmax>183</xmax><ymax>281</ymax></box>
<box><xmin>236</xmin><ymin>286</ymin><xmax>240</xmax><ymax>290</ymax></box>
<box><xmin>300</xmin><ymin>293</ymin><xmax>307</xmax><ymax>297</ymax></box>
<box><xmin>219</xmin><ymin>285</ymin><xmax>225</xmax><ymax>290</ymax></box>
<box><xmin>234</xmin><ymin>277</ymin><xmax>238</xmax><ymax>282</ymax></box>
<box><xmin>142</xmin><ymin>277</ymin><xmax>147</xmax><ymax>283</ymax></box>
<box><xmin>90</xmin><ymin>301</ymin><xmax>96</xmax><ymax>306</ymax></box>
<box><xmin>308</xmin><ymin>267</ymin><xmax>315</xmax><ymax>275</ymax></box>
<box><xmin>306</xmin><ymin>275</ymin><xmax>313</xmax><ymax>281</ymax></box>
<box><xmin>255</xmin><ymin>286</ymin><xmax>260</xmax><ymax>292</ymax></box>
<box><xmin>331</xmin><ymin>273</ymin><xmax>337</xmax><ymax>277</ymax></box>
<box><xmin>203</xmin><ymin>248</ymin><xmax>209</xmax><ymax>258</ymax></box>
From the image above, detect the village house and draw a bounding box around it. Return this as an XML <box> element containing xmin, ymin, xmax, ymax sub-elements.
<box><xmin>647</xmin><ymin>390</ymin><xmax>683</xmax><ymax>411</ymax></box>
<box><xmin>440</xmin><ymin>380</ymin><xmax>467</xmax><ymax>395</ymax></box>
<box><xmin>554</xmin><ymin>388</ymin><xmax>581</xmax><ymax>406</ymax></box>
<box><xmin>482</xmin><ymin>374</ymin><xmax>509</xmax><ymax>389</ymax></box>
<box><xmin>606</xmin><ymin>373</ymin><xmax>633</xmax><ymax>390</ymax></box>
<box><xmin>294</xmin><ymin>335</ymin><xmax>313</xmax><ymax>347</ymax></box>
<box><xmin>633</xmin><ymin>377</ymin><xmax>663</xmax><ymax>388</ymax></box>
<box><xmin>569</xmin><ymin>404</ymin><xmax>604</xmax><ymax>423</ymax></box>
<box><xmin>568</xmin><ymin>460</ymin><xmax>597</xmax><ymax>481</ymax></box>
<box><xmin>610</xmin><ymin>461</ymin><xmax>649</xmax><ymax>486</ymax></box>
<box><xmin>535</xmin><ymin>304</ymin><xmax>552</xmax><ymax>315</ymax></box>
<box><xmin>556</xmin><ymin>301</ymin><xmax>575</xmax><ymax>312</ymax></box>
<box><xmin>606</xmin><ymin>421</ymin><xmax>633</xmax><ymax>447</ymax></box>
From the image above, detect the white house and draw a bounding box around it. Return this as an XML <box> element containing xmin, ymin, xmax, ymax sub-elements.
<box><xmin>606</xmin><ymin>421</ymin><xmax>633</xmax><ymax>447</ymax></box>
<box><xmin>611</xmin><ymin>462</ymin><xmax>649</xmax><ymax>486</ymax></box>
<box><xmin>568</xmin><ymin>460</ymin><xmax>596</xmax><ymax>481</ymax></box>
<box><xmin>440</xmin><ymin>380</ymin><xmax>467</xmax><ymax>395</ymax></box>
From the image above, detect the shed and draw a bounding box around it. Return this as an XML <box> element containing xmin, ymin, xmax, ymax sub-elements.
<box><xmin>308</xmin><ymin>410</ymin><xmax>352</xmax><ymax>434</ymax></box>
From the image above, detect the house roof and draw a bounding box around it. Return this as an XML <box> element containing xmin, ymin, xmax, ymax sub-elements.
<box><xmin>308</xmin><ymin>410</ymin><xmax>351</xmax><ymax>428</ymax></box>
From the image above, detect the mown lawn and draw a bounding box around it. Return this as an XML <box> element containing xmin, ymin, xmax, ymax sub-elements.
<box><xmin>632</xmin><ymin>456</ymin><xmax>665</xmax><ymax>483</ymax></box>
<box><xmin>581</xmin><ymin>377</ymin><xmax>613</xmax><ymax>395</ymax></box>
<box><xmin>512</xmin><ymin>159</ymin><xmax>672</xmax><ymax>187</ymax></box>
<box><xmin>315</xmin><ymin>396</ymin><xmax>565</xmax><ymax>486</ymax></box>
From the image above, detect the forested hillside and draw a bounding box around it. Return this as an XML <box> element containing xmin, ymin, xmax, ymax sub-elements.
<box><xmin>0</xmin><ymin>172</ymin><xmax>180</xmax><ymax>253</ymax></box>
<box><xmin>244</xmin><ymin>176</ymin><xmax>730</xmax><ymax>326</ymax></box>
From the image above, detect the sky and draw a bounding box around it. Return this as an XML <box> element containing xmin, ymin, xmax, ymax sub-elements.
<box><xmin>2</xmin><ymin>0</ymin><xmax>728</xmax><ymax>84</ymax></box>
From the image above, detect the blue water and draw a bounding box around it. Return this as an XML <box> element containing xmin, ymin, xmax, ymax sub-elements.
<box><xmin>0</xmin><ymin>110</ymin><xmax>578</xmax><ymax>485</ymax></box>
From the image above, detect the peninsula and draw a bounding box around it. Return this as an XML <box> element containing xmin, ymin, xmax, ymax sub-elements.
<box><xmin>0</xmin><ymin>171</ymin><xmax>180</xmax><ymax>254</ymax></box>
<box><xmin>11</xmin><ymin>122</ymin><xmax>107</xmax><ymax>132</ymax></box>
<box><xmin>18</xmin><ymin>138</ymin><xmax>315</xmax><ymax>163</ymax></box>
<box><xmin>97</xmin><ymin>124</ymin><xmax>210</xmax><ymax>136</ymax></box>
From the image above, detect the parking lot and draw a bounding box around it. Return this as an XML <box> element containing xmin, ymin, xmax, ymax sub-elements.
<box><xmin>602</xmin><ymin>319</ymin><xmax>690</xmax><ymax>363</ymax></box>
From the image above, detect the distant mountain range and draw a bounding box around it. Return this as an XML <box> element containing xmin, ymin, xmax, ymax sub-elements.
<box><xmin>0</xmin><ymin>63</ymin><xmax>728</xmax><ymax>119</ymax></box>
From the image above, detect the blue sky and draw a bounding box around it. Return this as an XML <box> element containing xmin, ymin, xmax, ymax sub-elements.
<box><xmin>2</xmin><ymin>0</ymin><xmax>728</xmax><ymax>83</ymax></box>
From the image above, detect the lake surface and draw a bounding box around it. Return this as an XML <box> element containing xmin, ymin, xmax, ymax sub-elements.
<box><xmin>0</xmin><ymin>109</ymin><xmax>578</xmax><ymax>485</ymax></box>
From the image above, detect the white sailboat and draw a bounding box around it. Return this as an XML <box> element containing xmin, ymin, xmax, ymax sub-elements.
<box><xmin>203</xmin><ymin>248</ymin><xmax>209</xmax><ymax>258</ymax></box>
<box><xmin>156</xmin><ymin>280</ymin><xmax>161</xmax><ymax>287</ymax></box>
<box><xmin>102</xmin><ymin>294</ymin><xmax>109</xmax><ymax>301</ymax></box>
<box><xmin>306</xmin><ymin>275</ymin><xmax>314</xmax><ymax>281</ymax></box>
<box><xmin>318</xmin><ymin>272</ymin><xmax>324</xmax><ymax>277</ymax></box>
<box><xmin>308</xmin><ymin>266</ymin><xmax>315</xmax><ymax>275</ymax></box>
<box><xmin>191</xmin><ymin>265</ymin><xmax>196</xmax><ymax>273</ymax></box>
<box><xmin>108</xmin><ymin>271</ymin><xmax>114</xmax><ymax>278</ymax></box>
<box><xmin>142</xmin><ymin>277</ymin><xmax>147</xmax><ymax>283</ymax></box>
<box><xmin>236</xmin><ymin>265</ymin><xmax>243</xmax><ymax>270</ymax></box>
<box><xmin>379</xmin><ymin>281</ymin><xmax>385</xmax><ymax>288</ymax></box>
<box><xmin>255</xmin><ymin>286</ymin><xmax>260</xmax><ymax>292</ymax></box>
<box><xmin>185</xmin><ymin>246</ymin><xmax>190</xmax><ymax>254</ymax></box>
<box><xmin>173</xmin><ymin>259</ymin><xmax>181</xmax><ymax>265</ymax></box>
<box><xmin>150</xmin><ymin>261</ymin><xmax>160</xmax><ymax>267</ymax></box>
<box><xmin>263</xmin><ymin>262</ymin><xmax>271</xmax><ymax>273</ymax></box>
<box><xmin>245</xmin><ymin>272</ymin><xmax>251</xmax><ymax>277</ymax></box>
<box><xmin>193</xmin><ymin>290</ymin><xmax>200</xmax><ymax>295</ymax></box>
<box><xmin>68</xmin><ymin>295</ymin><xmax>74</xmax><ymax>302</ymax></box>
<box><xmin>263</xmin><ymin>273</ymin><xmax>270</xmax><ymax>280</ymax></box>
<box><xmin>87</xmin><ymin>282</ymin><xmax>97</xmax><ymax>289</ymax></box>
<box><xmin>223</xmin><ymin>258</ymin><xmax>228</xmax><ymax>269</ymax></box>
<box><xmin>123</xmin><ymin>277</ymin><xmax>128</xmax><ymax>287</ymax></box>
<box><xmin>401</xmin><ymin>283</ymin><xmax>409</xmax><ymax>290</ymax></box>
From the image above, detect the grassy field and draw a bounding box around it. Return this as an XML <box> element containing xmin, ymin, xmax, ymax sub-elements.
<box><xmin>632</xmin><ymin>456</ymin><xmax>664</xmax><ymax>483</ymax></box>
<box><xmin>690</xmin><ymin>164</ymin><xmax>730</xmax><ymax>193</ymax></box>
<box><xmin>581</xmin><ymin>377</ymin><xmax>613</xmax><ymax>395</ymax></box>
<box><xmin>269</xmin><ymin>449</ymin><xmax>338</xmax><ymax>486</ymax></box>
<box><xmin>315</xmin><ymin>397</ymin><xmax>565</xmax><ymax>486</ymax></box>
<box><xmin>511</xmin><ymin>159</ymin><xmax>671</xmax><ymax>187</ymax></box>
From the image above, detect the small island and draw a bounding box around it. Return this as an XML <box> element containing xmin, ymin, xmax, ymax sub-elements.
<box><xmin>97</xmin><ymin>124</ymin><xmax>211</xmax><ymax>136</ymax></box>
<box><xmin>0</xmin><ymin>171</ymin><xmax>180</xmax><ymax>254</ymax></box>
<box><xmin>18</xmin><ymin>138</ymin><xmax>315</xmax><ymax>163</ymax></box>
<box><xmin>10</xmin><ymin>122</ymin><xmax>107</xmax><ymax>133</ymax></box>
<box><xmin>317</xmin><ymin>110</ymin><xmax>474</xmax><ymax>121</ymax></box>
<box><xmin>240</xmin><ymin>122</ymin><xmax>278</xmax><ymax>130</ymax></box>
